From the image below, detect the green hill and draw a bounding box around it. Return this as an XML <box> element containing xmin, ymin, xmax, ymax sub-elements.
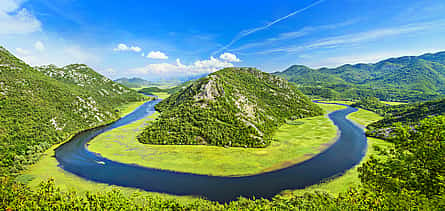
<box><xmin>138</xmin><ymin>67</ymin><xmax>323</xmax><ymax>148</ymax></box>
<box><xmin>351</xmin><ymin>97</ymin><xmax>445</xmax><ymax>139</ymax></box>
<box><xmin>0</xmin><ymin>46</ymin><xmax>145</xmax><ymax>176</ymax></box>
<box><xmin>274</xmin><ymin>51</ymin><xmax>445</xmax><ymax>101</ymax></box>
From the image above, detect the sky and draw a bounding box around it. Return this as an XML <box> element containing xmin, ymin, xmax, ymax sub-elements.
<box><xmin>1</xmin><ymin>0</ymin><xmax>445</xmax><ymax>81</ymax></box>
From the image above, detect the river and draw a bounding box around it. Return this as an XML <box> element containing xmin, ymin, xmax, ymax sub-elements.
<box><xmin>55</xmin><ymin>100</ymin><xmax>367</xmax><ymax>202</ymax></box>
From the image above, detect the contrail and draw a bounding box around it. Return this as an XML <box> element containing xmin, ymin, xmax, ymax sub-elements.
<box><xmin>213</xmin><ymin>0</ymin><xmax>325</xmax><ymax>55</ymax></box>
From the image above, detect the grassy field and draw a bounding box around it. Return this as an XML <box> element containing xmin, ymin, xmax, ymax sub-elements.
<box><xmin>87</xmin><ymin>103</ymin><xmax>346</xmax><ymax>176</ymax></box>
<box><xmin>288</xmin><ymin>104</ymin><xmax>393</xmax><ymax>195</ymax></box>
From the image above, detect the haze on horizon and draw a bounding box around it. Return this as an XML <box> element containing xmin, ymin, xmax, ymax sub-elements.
<box><xmin>1</xmin><ymin>0</ymin><xmax>445</xmax><ymax>81</ymax></box>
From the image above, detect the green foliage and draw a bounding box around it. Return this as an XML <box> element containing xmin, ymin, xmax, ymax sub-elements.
<box><xmin>138</xmin><ymin>67</ymin><xmax>323</xmax><ymax>148</ymax></box>
<box><xmin>358</xmin><ymin>115</ymin><xmax>445</xmax><ymax>199</ymax></box>
<box><xmin>0</xmin><ymin>46</ymin><xmax>145</xmax><ymax>176</ymax></box>
<box><xmin>275</xmin><ymin>52</ymin><xmax>445</xmax><ymax>101</ymax></box>
<box><xmin>2</xmin><ymin>176</ymin><xmax>443</xmax><ymax>210</ymax></box>
<box><xmin>356</xmin><ymin>98</ymin><xmax>445</xmax><ymax>139</ymax></box>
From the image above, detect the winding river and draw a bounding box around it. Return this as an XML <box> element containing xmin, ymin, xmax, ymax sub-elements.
<box><xmin>55</xmin><ymin>100</ymin><xmax>367</xmax><ymax>202</ymax></box>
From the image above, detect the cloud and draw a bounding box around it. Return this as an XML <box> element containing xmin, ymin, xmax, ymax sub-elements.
<box><xmin>98</xmin><ymin>68</ymin><xmax>117</xmax><ymax>78</ymax></box>
<box><xmin>129</xmin><ymin>56</ymin><xmax>234</xmax><ymax>78</ymax></box>
<box><xmin>15</xmin><ymin>47</ymin><xmax>30</xmax><ymax>55</ymax></box>
<box><xmin>213</xmin><ymin>0</ymin><xmax>325</xmax><ymax>55</ymax></box>
<box><xmin>146</xmin><ymin>51</ymin><xmax>168</xmax><ymax>59</ymax></box>
<box><xmin>232</xmin><ymin>19</ymin><xmax>359</xmax><ymax>52</ymax></box>
<box><xmin>113</xmin><ymin>43</ymin><xmax>142</xmax><ymax>52</ymax></box>
<box><xmin>259</xmin><ymin>21</ymin><xmax>444</xmax><ymax>54</ymax></box>
<box><xmin>0</xmin><ymin>0</ymin><xmax>41</xmax><ymax>35</ymax></box>
<box><xmin>13</xmin><ymin>45</ymin><xmax>100</xmax><ymax>67</ymax></box>
<box><xmin>34</xmin><ymin>41</ymin><xmax>45</xmax><ymax>51</ymax></box>
<box><xmin>219</xmin><ymin>52</ymin><xmax>241</xmax><ymax>62</ymax></box>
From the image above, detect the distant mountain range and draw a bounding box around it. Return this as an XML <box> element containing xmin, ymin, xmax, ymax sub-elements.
<box><xmin>274</xmin><ymin>51</ymin><xmax>445</xmax><ymax>101</ymax></box>
<box><xmin>0</xmin><ymin>46</ymin><xmax>145</xmax><ymax>176</ymax></box>
<box><xmin>138</xmin><ymin>67</ymin><xmax>323</xmax><ymax>148</ymax></box>
<box><xmin>114</xmin><ymin>77</ymin><xmax>153</xmax><ymax>88</ymax></box>
<box><xmin>114</xmin><ymin>77</ymin><xmax>187</xmax><ymax>89</ymax></box>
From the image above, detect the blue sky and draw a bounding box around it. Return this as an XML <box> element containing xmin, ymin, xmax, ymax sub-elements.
<box><xmin>1</xmin><ymin>0</ymin><xmax>445</xmax><ymax>81</ymax></box>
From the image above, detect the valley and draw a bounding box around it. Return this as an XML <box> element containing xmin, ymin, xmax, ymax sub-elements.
<box><xmin>1</xmin><ymin>45</ymin><xmax>443</xmax><ymax>209</ymax></box>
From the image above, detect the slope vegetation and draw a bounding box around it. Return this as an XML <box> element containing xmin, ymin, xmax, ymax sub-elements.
<box><xmin>351</xmin><ymin>97</ymin><xmax>445</xmax><ymax>139</ymax></box>
<box><xmin>0</xmin><ymin>46</ymin><xmax>145</xmax><ymax>176</ymax></box>
<box><xmin>138</xmin><ymin>67</ymin><xmax>323</xmax><ymax>148</ymax></box>
<box><xmin>274</xmin><ymin>51</ymin><xmax>445</xmax><ymax>101</ymax></box>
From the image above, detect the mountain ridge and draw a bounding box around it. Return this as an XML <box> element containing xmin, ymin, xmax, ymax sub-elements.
<box><xmin>274</xmin><ymin>51</ymin><xmax>445</xmax><ymax>101</ymax></box>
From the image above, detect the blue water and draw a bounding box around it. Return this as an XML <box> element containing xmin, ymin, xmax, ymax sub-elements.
<box><xmin>55</xmin><ymin>100</ymin><xmax>367</xmax><ymax>202</ymax></box>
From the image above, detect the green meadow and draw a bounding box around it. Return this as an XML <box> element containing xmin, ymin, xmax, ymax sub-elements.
<box><xmin>87</xmin><ymin>103</ymin><xmax>344</xmax><ymax>176</ymax></box>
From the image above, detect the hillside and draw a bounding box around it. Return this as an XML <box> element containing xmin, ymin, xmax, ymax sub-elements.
<box><xmin>137</xmin><ymin>67</ymin><xmax>323</xmax><ymax>148</ymax></box>
<box><xmin>274</xmin><ymin>51</ymin><xmax>445</xmax><ymax>101</ymax></box>
<box><xmin>0</xmin><ymin>46</ymin><xmax>145</xmax><ymax>176</ymax></box>
<box><xmin>352</xmin><ymin>97</ymin><xmax>445</xmax><ymax>139</ymax></box>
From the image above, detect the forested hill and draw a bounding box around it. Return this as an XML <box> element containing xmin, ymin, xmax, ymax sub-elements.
<box><xmin>274</xmin><ymin>51</ymin><xmax>445</xmax><ymax>101</ymax></box>
<box><xmin>0</xmin><ymin>46</ymin><xmax>145</xmax><ymax>176</ymax></box>
<box><xmin>351</xmin><ymin>97</ymin><xmax>445</xmax><ymax>139</ymax></box>
<box><xmin>138</xmin><ymin>67</ymin><xmax>323</xmax><ymax>148</ymax></box>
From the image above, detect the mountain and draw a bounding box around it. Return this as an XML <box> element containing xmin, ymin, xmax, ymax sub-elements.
<box><xmin>114</xmin><ymin>77</ymin><xmax>152</xmax><ymax>88</ymax></box>
<box><xmin>137</xmin><ymin>67</ymin><xmax>323</xmax><ymax>148</ymax></box>
<box><xmin>0</xmin><ymin>46</ymin><xmax>145</xmax><ymax>176</ymax></box>
<box><xmin>274</xmin><ymin>51</ymin><xmax>445</xmax><ymax>101</ymax></box>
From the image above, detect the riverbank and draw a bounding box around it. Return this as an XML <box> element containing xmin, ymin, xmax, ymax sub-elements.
<box><xmin>86</xmin><ymin>103</ymin><xmax>345</xmax><ymax>177</ymax></box>
<box><xmin>288</xmin><ymin>104</ymin><xmax>393</xmax><ymax>195</ymax></box>
<box><xmin>18</xmin><ymin>100</ymin><xmax>204</xmax><ymax>203</ymax></box>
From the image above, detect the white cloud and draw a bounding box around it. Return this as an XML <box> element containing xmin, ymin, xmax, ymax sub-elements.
<box><xmin>13</xmin><ymin>45</ymin><xmax>100</xmax><ymax>67</ymax></box>
<box><xmin>232</xmin><ymin>20</ymin><xmax>358</xmax><ymax>52</ymax></box>
<box><xmin>214</xmin><ymin>0</ymin><xmax>325</xmax><ymax>55</ymax></box>
<box><xmin>113</xmin><ymin>43</ymin><xmax>142</xmax><ymax>52</ymax></box>
<box><xmin>0</xmin><ymin>0</ymin><xmax>41</xmax><ymax>35</ymax></box>
<box><xmin>129</xmin><ymin>56</ymin><xmax>234</xmax><ymax>77</ymax></box>
<box><xmin>34</xmin><ymin>41</ymin><xmax>45</xmax><ymax>51</ymax></box>
<box><xmin>146</xmin><ymin>51</ymin><xmax>168</xmax><ymax>59</ymax></box>
<box><xmin>219</xmin><ymin>52</ymin><xmax>241</xmax><ymax>62</ymax></box>
<box><xmin>15</xmin><ymin>47</ymin><xmax>30</xmax><ymax>55</ymax></box>
<box><xmin>98</xmin><ymin>68</ymin><xmax>117</xmax><ymax>78</ymax></box>
<box><xmin>260</xmin><ymin>21</ymin><xmax>445</xmax><ymax>54</ymax></box>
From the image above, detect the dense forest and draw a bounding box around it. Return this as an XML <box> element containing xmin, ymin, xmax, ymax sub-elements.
<box><xmin>138</xmin><ymin>67</ymin><xmax>323</xmax><ymax>148</ymax></box>
<box><xmin>0</xmin><ymin>46</ymin><xmax>146</xmax><ymax>176</ymax></box>
<box><xmin>2</xmin><ymin>114</ymin><xmax>443</xmax><ymax>210</ymax></box>
<box><xmin>274</xmin><ymin>51</ymin><xmax>445</xmax><ymax>101</ymax></box>
<box><xmin>352</xmin><ymin>97</ymin><xmax>445</xmax><ymax>139</ymax></box>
